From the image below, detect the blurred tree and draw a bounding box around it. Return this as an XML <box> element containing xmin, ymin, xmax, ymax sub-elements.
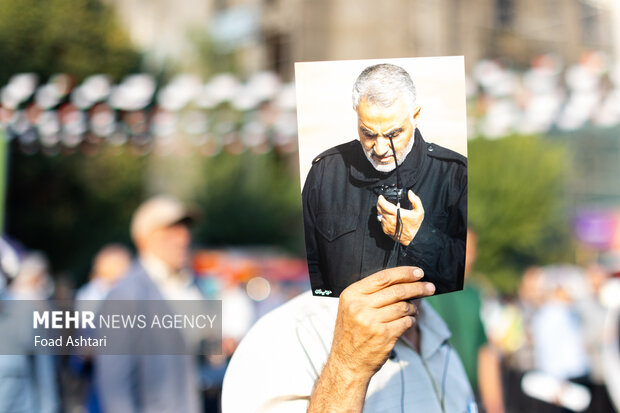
<box><xmin>0</xmin><ymin>0</ymin><xmax>141</xmax><ymax>84</ymax></box>
<box><xmin>184</xmin><ymin>28</ymin><xmax>239</xmax><ymax>79</ymax></box>
<box><xmin>194</xmin><ymin>150</ymin><xmax>305</xmax><ymax>255</ymax></box>
<box><xmin>6</xmin><ymin>145</ymin><xmax>147</xmax><ymax>284</ymax></box>
<box><xmin>1</xmin><ymin>0</ymin><xmax>142</xmax><ymax>282</ymax></box>
<box><xmin>468</xmin><ymin>135</ymin><xmax>573</xmax><ymax>294</ymax></box>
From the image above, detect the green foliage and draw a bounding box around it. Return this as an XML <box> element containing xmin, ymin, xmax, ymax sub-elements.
<box><xmin>6</xmin><ymin>145</ymin><xmax>147</xmax><ymax>281</ymax></box>
<box><xmin>193</xmin><ymin>151</ymin><xmax>305</xmax><ymax>255</ymax></box>
<box><xmin>7</xmin><ymin>142</ymin><xmax>304</xmax><ymax>280</ymax></box>
<box><xmin>468</xmin><ymin>135</ymin><xmax>573</xmax><ymax>294</ymax></box>
<box><xmin>0</xmin><ymin>0</ymin><xmax>141</xmax><ymax>84</ymax></box>
<box><xmin>182</xmin><ymin>28</ymin><xmax>239</xmax><ymax>79</ymax></box>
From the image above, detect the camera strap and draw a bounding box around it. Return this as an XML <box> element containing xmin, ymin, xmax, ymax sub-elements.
<box><xmin>388</xmin><ymin>135</ymin><xmax>403</xmax><ymax>191</ymax></box>
<box><xmin>387</xmin><ymin>135</ymin><xmax>404</xmax><ymax>261</ymax></box>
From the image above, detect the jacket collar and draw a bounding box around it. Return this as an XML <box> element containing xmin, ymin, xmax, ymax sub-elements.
<box><xmin>349</xmin><ymin>128</ymin><xmax>426</xmax><ymax>187</ymax></box>
<box><xmin>417</xmin><ymin>298</ymin><xmax>452</xmax><ymax>360</ymax></box>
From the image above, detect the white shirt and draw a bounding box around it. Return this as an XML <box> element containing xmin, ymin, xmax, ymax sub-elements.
<box><xmin>221</xmin><ymin>286</ymin><xmax>255</xmax><ymax>341</ymax></box>
<box><xmin>531</xmin><ymin>301</ymin><xmax>590</xmax><ymax>379</ymax></box>
<box><xmin>222</xmin><ymin>291</ymin><xmax>474</xmax><ymax>413</ymax></box>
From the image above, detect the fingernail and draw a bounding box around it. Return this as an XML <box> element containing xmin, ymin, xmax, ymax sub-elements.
<box><xmin>413</xmin><ymin>268</ymin><xmax>424</xmax><ymax>279</ymax></box>
<box><xmin>425</xmin><ymin>283</ymin><xmax>436</xmax><ymax>293</ymax></box>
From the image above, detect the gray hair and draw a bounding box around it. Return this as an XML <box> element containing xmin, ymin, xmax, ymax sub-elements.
<box><xmin>352</xmin><ymin>63</ymin><xmax>417</xmax><ymax>116</ymax></box>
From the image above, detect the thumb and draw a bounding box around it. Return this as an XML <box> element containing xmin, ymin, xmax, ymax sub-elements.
<box><xmin>408</xmin><ymin>190</ymin><xmax>416</xmax><ymax>205</ymax></box>
<box><xmin>408</xmin><ymin>190</ymin><xmax>421</xmax><ymax>211</ymax></box>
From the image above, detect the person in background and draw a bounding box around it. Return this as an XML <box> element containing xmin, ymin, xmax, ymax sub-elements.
<box><xmin>0</xmin><ymin>241</ymin><xmax>60</xmax><ymax>413</ymax></box>
<box><xmin>222</xmin><ymin>265</ymin><xmax>477</xmax><ymax>412</ymax></box>
<box><xmin>529</xmin><ymin>266</ymin><xmax>590</xmax><ymax>412</ymax></box>
<box><xmin>71</xmin><ymin>244</ymin><xmax>131</xmax><ymax>413</ymax></box>
<box><xmin>574</xmin><ymin>263</ymin><xmax>615</xmax><ymax>413</ymax></box>
<box><xmin>9</xmin><ymin>251</ymin><xmax>54</xmax><ymax>300</ymax></box>
<box><xmin>76</xmin><ymin>244</ymin><xmax>131</xmax><ymax>302</ymax></box>
<box><xmin>531</xmin><ymin>267</ymin><xmax>589</xmax><ymax>382</ymax></box>
<box><xmin>195</xmin><ymin>260</ymin><xmax>255</xmax><ymax>413</ymax></box>
<box><xmin>427</xmin><ymin>228</ymin><xmax>505</xmax><ymax>413</ymax></box>
<box><xmin>95</xmin><ymin>195</ymin><xmax>202</xmax><ymax>413</ymax></box>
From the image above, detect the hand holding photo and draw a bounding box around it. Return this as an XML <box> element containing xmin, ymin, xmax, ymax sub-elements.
<box><xmin>295</xmin><ymin>57</ymin><xmax>468</xmax><ymax>297</ymax></box>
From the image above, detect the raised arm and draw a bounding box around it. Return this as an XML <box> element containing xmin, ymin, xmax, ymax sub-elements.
<box><xmin>308</xmin><ymin>266</ymin><xmax>435</xmax><ymax>412</ymax></box>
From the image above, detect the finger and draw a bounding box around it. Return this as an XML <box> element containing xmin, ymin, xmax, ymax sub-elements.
<box><xmin>386</xmin><ymin>315</ymin><xmax>416</xmax><ymax>338</ymax></box>
<box><xmin>371</xmin><ymin>281</ymin><xmax>436</xmax><ymax>307</ymax></box>
<box><xmin>377</xmin><ymin>195</ymin><xmax>397</xmax><ymax>215</ymax></box>
<box><xmin>377</xmin><ymin>202</ymin><xmax>386</xmax><ymax>216</ymax></box>
<box><xmin>408</xmin><ymin>190</ymin><xmax>423</xmax><ymax>212</ymax></box>
<box><xmin>382</xmin><ymin>216</ymin><xmax>398</xmax><ymax>239</ymax></box>
<box><xmin>381</xmin><ymin>211</ymin><xmax>395</xmax><ymax>229</ymax></box>
<box><xmin>376</xmin><ymin>300</ymin><xmax>418</xmax><ymax>323</ymax></box>
<box><xmin>376</xmin><ymin>196</ymin><xmax>387</xmax><ymax>215</ymax></box>
<box><xmin>353</xmin><ymin>266</ymin><xmax>424</xmax><ymax>294</ymax></box>
<box><xmin>377</xmin><ymin>203</ymin><xmax>396</xmax><ymax>220</ymax></box>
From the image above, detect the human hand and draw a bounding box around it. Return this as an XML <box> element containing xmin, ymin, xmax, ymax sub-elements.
<box><xmin>377</xmin><ymin>190</ymin><xmax>424</xmax><ymax>246</ymax></box>
<box><xmin>330</xmin><ymin>266</ymin><xmax>435</xmax><ymax>380</ymax></box>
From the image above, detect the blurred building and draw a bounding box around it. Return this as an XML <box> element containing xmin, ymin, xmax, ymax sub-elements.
<box><xmin>263</xmin><ymin>0</ymin><xmax>614</xmax><ymax>79</ymax></box>
<box><xmin>105</xmin><ymin>0</ymin><xmax>614</xmax><ymax>79</ymax></box>
<box><xmin>262</xmin><ymin>0</ymin><xmax>613</xmax><ymax>78</ymax></box>
<box><xmin>104</xmin><ymin>0</ymin><xmax>214</xmax><ymax>70</ymax></box>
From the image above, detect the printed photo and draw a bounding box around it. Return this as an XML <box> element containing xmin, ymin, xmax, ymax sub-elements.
<box><xmin>295</xmin><ymin>57</ymin><xmax>468</xmax><ymax>297</ymax></box>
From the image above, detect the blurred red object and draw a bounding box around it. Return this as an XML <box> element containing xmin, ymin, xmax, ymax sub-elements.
<box><xmin>192</xmin><ymin>249</ymin><xmax>308</xmax><ymax>284</ymax></box>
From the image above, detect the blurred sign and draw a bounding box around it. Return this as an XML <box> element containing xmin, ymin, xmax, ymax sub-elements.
<box><xmin>573</xmin><ymin>210</ymin><xmax>618</xmax><ymax>249</ymax></box>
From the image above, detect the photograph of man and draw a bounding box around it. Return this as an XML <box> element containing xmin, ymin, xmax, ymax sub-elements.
<box><xmin>299</xmin><ymin>60</ymin><xmax>467</xmax><ymax>297</ymax></box>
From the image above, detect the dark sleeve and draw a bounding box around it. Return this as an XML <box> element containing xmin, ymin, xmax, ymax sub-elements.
<box><xmin>403</xmin><ymin>166</ymin><xmax>467</xmax><ymax>294</ymax></box>
<box><xmin>301</xmin><ymin>163</ymin><xmax>325</xmax><ymax>293</ymax></box>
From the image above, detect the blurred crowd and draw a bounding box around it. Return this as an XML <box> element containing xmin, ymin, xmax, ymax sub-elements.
<box><xmin>1</xmin><ymin>51</ymin><xmax>620</xmax><ymax>159</ymax></box>
<box><xmin>426</xmin><ymin>229</ymin><xmax>620</xmax><ymax>413</ymax></box>
<box><xmin>0</xmin><ymin>196</ymin><xmax>619</xmax><ymax>413</ymax></box>
<box><xmin>477</xmin><ymin>259</ymin><xmax>620</xmax><ymax>412</ymax></box>
<box><xmin>469</xmin><ymin>51</ymin><xmax>620</xmax><ymax>138</ymax></box>
<box><xmin>0</xmin><ymin>195</ymin><xmax>308</xmax><ymax>413</ymax></box>
<box><xmin>0</xmin><ymin>72</ymin><xmax>298</xmax><ymax>158</ymax></box>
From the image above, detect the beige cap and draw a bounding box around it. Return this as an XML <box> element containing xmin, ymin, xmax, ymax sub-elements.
<box><xmin>130</xmin><ymin>195</ymin><xmax>195</xmax><ymax>241</ymax></box>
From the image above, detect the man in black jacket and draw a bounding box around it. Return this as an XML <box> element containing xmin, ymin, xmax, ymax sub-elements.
<box><xmin>302</xmin><ymin>63</ymin><xmax>467</xmax><ymax>297</ymax></box>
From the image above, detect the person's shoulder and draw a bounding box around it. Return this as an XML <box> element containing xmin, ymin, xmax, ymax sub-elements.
<box><xmin>105</xmin><ymin>261</ymin><xmax>152</xmax><ymax>299</ymax></box>
<box><xmin>222</xmin><ymin>291</ymin><xmax>334</xmax><ymax>412</ymax></box>
<box><xmin>312</xmin><ymin>140</ymin><xmax>359</xmax><ymax>165</ymax></box>
<box><xmin>304</xmin><ymin>140</ymin><xmax>360</xmax><ymax>187</ymax></box>
<box><xmin>226</xmin><ymin>290</ymin><xmax>337</xmax><ymax>365</ymax></box>
<box><xmin>424</xmin><ymin>141</ymin><xmax>467</xmax><ymax>168</ymax></box>
<box><xmin>243</xmin><ymin>291</ymin><xmax>335</xmax><ymax>336</ymax></box>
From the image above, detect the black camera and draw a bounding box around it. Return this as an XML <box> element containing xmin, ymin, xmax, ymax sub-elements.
<box><xmin>373</xmin><ymin>184</ymin><xmax>410</xmax><ymax>208</ymax></box>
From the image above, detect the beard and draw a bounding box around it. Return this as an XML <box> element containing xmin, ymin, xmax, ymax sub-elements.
<box><xmin>363</xmin><ymin>133</ymin><xmax>415</xmax><ymax>173</ymax></box>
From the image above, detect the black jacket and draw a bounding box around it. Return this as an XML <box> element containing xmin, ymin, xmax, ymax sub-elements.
<box><xmin>302</xmin><ymin>129</ymin><xmax>467</xmax><ymax>297</ymax></box>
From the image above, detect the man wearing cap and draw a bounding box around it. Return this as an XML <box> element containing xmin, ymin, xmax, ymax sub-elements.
<box><xmin>303</xmin><ymin>63</ymin><xmax>467</xmax><ymax>297</ymax></box>
<box><xmin>96</xmin><ymin>196</ymin><xmax>202</xmax><ymax>413</ymax></box>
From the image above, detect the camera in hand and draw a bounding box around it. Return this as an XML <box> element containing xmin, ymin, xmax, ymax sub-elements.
<box><xmin>373</xmin><ymin>184</ymin><xmax>411</xmax><ymax>209</ymax></box>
